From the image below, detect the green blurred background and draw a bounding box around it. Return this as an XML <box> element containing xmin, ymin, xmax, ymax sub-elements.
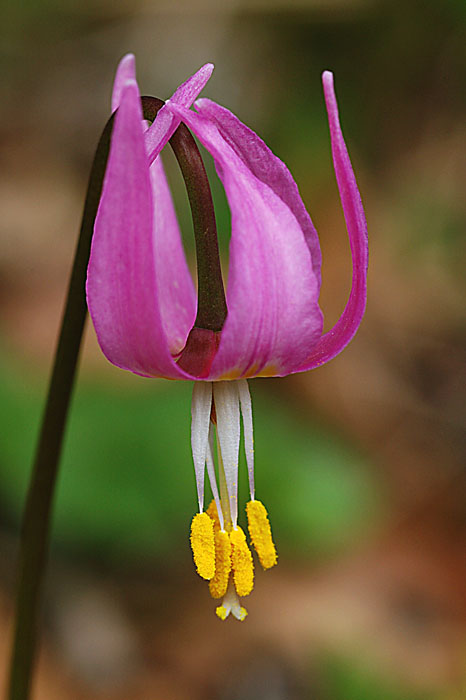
<box><xmin>1</xmin><ymin>0</ymin><xmax>465</xmax><ymax>698</ymax></box>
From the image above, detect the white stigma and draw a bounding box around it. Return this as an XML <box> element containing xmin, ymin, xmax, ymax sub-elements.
<box><xmin>216</xmin><ymin>581</ymin><xmax>247</xmax><ymax>621</ymax></box>
<box><xmin>213</xmin><ymin>381</ymin><xmax>241</xmax><ymax>528</ymax></box>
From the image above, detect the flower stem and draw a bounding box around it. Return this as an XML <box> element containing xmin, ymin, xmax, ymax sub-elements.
<box><xmin>7</xmin><ymin>113</ymin><xmax>115</xmax><ymax>700</ymax></box>
<box><xmin>7</xmin><ymin>96</ymin><xmax>222</xmax><ymax>698</ymax></box>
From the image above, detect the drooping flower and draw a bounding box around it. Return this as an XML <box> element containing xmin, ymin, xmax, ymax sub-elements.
<box><xmin>86</xmin><ymin>55</ymin><xmax>368</xmax><ymax>620</ymax></box>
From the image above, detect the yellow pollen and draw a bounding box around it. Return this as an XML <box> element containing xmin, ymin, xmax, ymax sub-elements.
<box><xmin>206</xmin><ymin>499</ymin><xmax>220</xmax><ymax>531</ymax></box>
<box><xmin>209</xmin><ymin>530</ymin><xmax>232</xmax><ymax>599</ymax></box>
<box><xmin>229</xmin><ymin>526</ymin><xmax>254</xmax><ymax>597</ymax></box>
<box><xmin>246</xmin><ymin>499</ymin><xmax>277</xmax><ymax>569</ymax></box>
<box><xmin>190</xmin><ymin>512</ymin><xmax>215</xmax><ymax>580</ymax></box>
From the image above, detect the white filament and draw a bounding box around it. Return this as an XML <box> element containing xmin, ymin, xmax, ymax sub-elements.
<box><xmin>237</xmin><ymin>379</ymin><xmax>255</xmax><ymax>500</ymax></box>
<box><xmin>190</xmin><ymin>379</ymin><xmax>255</xmax><ymax>533</ymax></box>
<box><xmin>190</xmin><ymin>381</ymin><xmax>213</xmax><ymax>512</ymax></box>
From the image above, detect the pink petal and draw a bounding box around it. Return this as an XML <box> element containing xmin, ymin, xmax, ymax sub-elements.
<box><xmin>86</xmin><ymin>80</ymin><xmax>190</xmax><ymax>380</ymax></box>
<box><xmin>166</xmin><ymin>103</ymin><xmax>323</xmax><ymax>380</ymax></box>
<box><xmin>298</xmin><ymin>71</ymin><xmax>368</xmax><ymax>371</ymax></box>
<box><xmin>144</xmin><ymin>63</ymin><xmax>214</xmax><ymax>164</ymax></box>
<box><xmin>194</xmin><ymin>98</ymin><xmax>322</xmax><ymax>289</ymax></box>
<box><xmin>111</xmin><ymin>54</ymin><xmax>136</xmax><ymax>112</ymax></box>
<box><xmin>150</xmin><ymin>156</ymin><xmax>196</xmax><ymax>356</ymax></box>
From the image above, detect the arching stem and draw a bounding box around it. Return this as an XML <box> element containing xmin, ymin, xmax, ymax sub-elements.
<box><xmin>142</xmin><ymin>96</ymin><xmax>227</xmax><ymax>332</ymax></box>
<box><xmin>8</xmin><ymin>96</ymin><xmax>225</xmax><ymax>699</ymax></box>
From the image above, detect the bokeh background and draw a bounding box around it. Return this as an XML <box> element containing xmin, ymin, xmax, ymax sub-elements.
<box><xmin>1</xmin><ymin>0</ymin><xmax>465</xmax><ymax>698</ymax></box>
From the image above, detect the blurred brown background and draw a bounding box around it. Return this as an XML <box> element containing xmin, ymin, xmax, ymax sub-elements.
<box><xmin>1</xmin><ymin>0</ymin><xmax>465</xmax><ymax>698</ymax></box>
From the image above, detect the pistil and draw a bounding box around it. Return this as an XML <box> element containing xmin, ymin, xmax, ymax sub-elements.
<box><xmin>216</xmin><ymin>429</ymin><xmax>232</xmax><ymax>530</ymax></box>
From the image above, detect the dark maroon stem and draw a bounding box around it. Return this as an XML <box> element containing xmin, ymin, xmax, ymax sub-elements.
<box><xmin>142</xmin><ymin>96</ymin><xmax>227</xmax><ymax>331</ymax></box>
<box><xmin>8</xmin><ymin>96</ymin><xmax>225</xmax><ymax>700</ymax></box>
<box><xmin>7</xmin><ymin>112</ymin><xmax>115</xmax><ymax>700</ymax></box>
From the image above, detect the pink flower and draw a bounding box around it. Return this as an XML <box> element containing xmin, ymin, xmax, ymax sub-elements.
<box><xmin>86</xmin><ymin>55</ymin><xmax>368</xmax><ymax>620</ymax></box>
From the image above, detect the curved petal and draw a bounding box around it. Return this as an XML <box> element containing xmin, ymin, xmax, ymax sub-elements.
<box><xmin>86</xmin><ymin>80</ymin><xmax>190</xmax><ymax>380</ymax></box>
<box><xmin>298</xmin><ymin>71</ymin><xmax>368</xmax><ymax>371</ymax></box>
<box><xmin>150</xmin><ymin>156</ymin><xmax>196</xmax><ymax>355</ymax></box>
<box><xmin>111</xmin><ymin>54</ymin><xmax>136</xmax><ymax>112</ymax></box>
<box><xmin>144</xmin><ymin>63</ymin><xmax>213</xmax><ymax>359</ymax></box>
<box><xmin>144</xmin><ymin>63</ymin><xmax>214</xmax><ymax>164</ymax></box>
<box><xmin>195</xmin><ymin>98</ymin><xmax>322</xmax><ymax>289</ymax></box>
<box><xmin>166</xmin><ymin>103</ymin><xmax>323</xmax><ymax>380</ymax></box>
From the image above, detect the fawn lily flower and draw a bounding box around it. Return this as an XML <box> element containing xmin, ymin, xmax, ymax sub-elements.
<box><xmin>86</xmin><ymin>55</ymin><xmax>368</xmax><ymax>620</ymax></box>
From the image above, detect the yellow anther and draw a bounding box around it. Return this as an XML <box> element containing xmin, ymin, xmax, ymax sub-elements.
<box><xmin>229</xmin><ymin>526</ymin><xmax>254</xmax><ymax>597</ymax></box>
<box><xmin>206</xmin><ymin>499</ymin><xmax>220</xmax><ymax>531</ymax></box>
<box><xmin>246</xmin><ymin>499</ymin><xmax>277</xmax><ymax>569</ymax></box>
<box><xmin>190</xmin><ymin>512</ymin><xmax>215</xmax><ymax>580</ymax></box>
<box><xmin>209</xmin><ymin>530</ymin><xmax>232</xmax><ymax>599</ymax></box>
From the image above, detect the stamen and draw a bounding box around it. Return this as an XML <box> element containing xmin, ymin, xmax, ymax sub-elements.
<box><xmin>230</xmin><ymin>526</ymin><xmax>254</xmax><ymax>597</ymax></box>
<box><xmin>191</xmin><ymin>380</ymin><xmax>277</xmax><ymax>620</ymax></box>
<box><xmin>215</xmin><ymin>581</ymin><xmax>248</xmax><ymax>621</ymax></box>
<box><xmin>191</xmin><ymin>382</ymin><xmax>213</xmax><ymax>512</ymax></box>
<box><xmin>246</xmin><ymin>499</ymin><xmax>277</xmax><ymax>569</ymax></box>
<box><xmin>237</xmin><ymin>379</ymin><xmax>255</xmax><ymax>500</ymax></box>
<box><xmin>209</xmin><ymin>529</ymin><xmax>232</xmax><ymax>599</ymax></box>
<box><xmin>206</xmin><ymin>499</ymin><xmax>231</xmax><ymax>599</ymax></box>
<box><xmin>190</xmin><ymin>512</ymin><xmax>215</xmax><ymax>580</ymax></box>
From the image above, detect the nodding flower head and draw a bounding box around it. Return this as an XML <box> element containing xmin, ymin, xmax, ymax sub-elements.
<box><xmin>86</xmin><ymin>55</ymin><xmax>368</xmax><ymax>619</ymax></box>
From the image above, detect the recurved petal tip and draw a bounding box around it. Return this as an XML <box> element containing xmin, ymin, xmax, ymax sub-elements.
<box><xmin>170</xmin><ymin>62</ymin><xmax>215</xmax><ymax>106</ymax></box>
<box><xmin>299</xmin><ymin>70</ymin><xmax>368</xmax><ymax>371</ymax></box>
<box><xmin>322</xmin><ymin>69</ymin><xmax>334</xmax><ymax>84</ymax></box>
<box><xmin>120</xmin><ymin>52</ymin><xmax>136</xmax><ymax>66</ymax></box>
<box><xmin>200</xmin><ymin>62</ymin><xmax>215</xmax><ymax>77</ymax></box>
<box><xmin>144</xmin><ymin>61</ymin><xmax>215</xmax><ymax>165</ymax></box>
<box><xmin>112</xmin><ymin>54</ymin><xmax>137</xmax><ymax>112</ymax></box>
